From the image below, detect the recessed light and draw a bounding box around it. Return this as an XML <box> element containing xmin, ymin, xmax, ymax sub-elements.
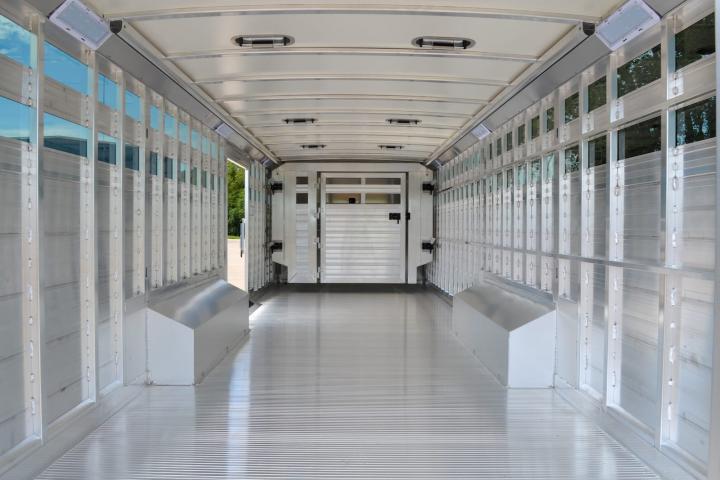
<box><xmin>412</xmin><ymin>36</ymin><xmax>475</xmax><ymax>50</ymax></box>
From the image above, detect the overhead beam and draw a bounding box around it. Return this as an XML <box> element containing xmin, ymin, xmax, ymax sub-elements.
<box><xmin>232</xmin><ymin>109</ymin><xmax>474</xmax><ymax>119</ymax></box>
<box><xmin>165</xmin><ymin>47</ymin><xmax>538</xmax><ymax>63</ymax></box>
<box><xmin>194</xmin><ymin>73</ymin><xmax>510</xmax><ymax>87</ymax></box>
<box><xmin>106</xmin><ymin>4</ymin><xmax>599</xmax><ymax>24</ymax></box>
<box><xmin>217</xmin><ymin>93</ymin><xmax>488</xmax><ymax>105</ymax></box>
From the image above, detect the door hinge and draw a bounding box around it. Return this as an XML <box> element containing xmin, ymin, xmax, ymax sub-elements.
<box><xmin>406</xmin><ymin>212</ymin><xmax>411</xmax><ymax>221</ymax></box>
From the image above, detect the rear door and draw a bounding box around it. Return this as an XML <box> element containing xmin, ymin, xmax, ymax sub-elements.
<box><xmin>320</xmin><ymin>173</ymin><xmax>406</xmax><ymax>283</ymax></box>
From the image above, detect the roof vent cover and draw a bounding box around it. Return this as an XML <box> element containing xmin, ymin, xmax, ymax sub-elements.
<box><xmin>232</xmin><ymin>35</ymin><xmax>294</xmax><ymax>48</ymax></box>
<box><xmin>412</xmin><ymin>36</ymin><xmax>475</xmax><ymax>50</ymax></box>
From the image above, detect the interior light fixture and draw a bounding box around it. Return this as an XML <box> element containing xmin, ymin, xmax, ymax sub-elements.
<box><xmin>284</xmin><ymin>118</ymin><xmax>316</xmax><ymax>124</ymax></box>
<box><xmin>386</xmin><ymin>118</ymin><xmax>422</xmax><ymax>126</ymax></box>
<box><xmin>379</xmin><ymin>145</ymin><xmax>404</xmax><ymax>150</ymax></box>
<box><xmin>470</xmin><ymin>124</ymin><xmax>491</xmax><ymax>140</ymax></box>
<box><xmin>412</xmin><ymin>36</ymin><xmax>475</xmax><ymax>50</ymax></box>
<box><xmin>232</xmin><ymin>35</ymin><xmax>294</xmax><ymax>48</ymax></box>
<box><xmin>301</xmin><ymin>144</ymin><xmax>326</xmax><ymax>150</ymax></box>
<box><xmin>49</xmin><ymin>0</ymin><xmax>111</xmax><ymax>50</ymax></box>
<box><xmin>595</xmin><ymin>0</ymin><xmax>660</xmax><ymax>51</ymax></box>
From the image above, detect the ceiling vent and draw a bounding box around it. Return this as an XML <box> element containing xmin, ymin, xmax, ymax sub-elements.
<box><xmin>232</xmin><ymin>35</ymin><xmax>294</xmax><ymax>48</ymax></box>
<box><xmin>412</xmin><ymin>36</ymin><xmax>475</xmax><ymax>50</ymax></box>
<box><xmin>379</xmin><ymin>145</ymin><xmax>404</xmax><ymax>150</ymax></box>
<box><xmin>386</xmin><ymin>118</ymin><xmax>421</xmax><ymax>126</ymax></box>
<box><xmin>284</xmin><ymin>118</ymin><xmax>316</xmax><ymax>125</ymax></box>
<box><xmin>301</xmin><ymin>144</ymin><xmax>326</xmax><ymax>150</ymax></box>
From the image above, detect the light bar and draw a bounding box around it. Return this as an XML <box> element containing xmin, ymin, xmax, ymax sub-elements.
<box><xmin>284</xmin><ymin>118</ymin><xmax>317</xmax><ymax>124</ymax></box>
<box><xmin>49</xmin><ymin>0</ymin><xmax>111</xmax><ymax>50</ymax></box>
<box><xmin>596</xmin><ymin>0</ymin><xmax>660</xmax><ymax>51</ymax></box>
<box><xmin>412</xmin><ymin>36</ymin><xmax>475</xmax><ymax>50</ymax></box>
<box><xmin>378</xmin><ymin>145</ymin><xmax>404</xmax><ymax>150</ymax></box>
<box><xmin>301</xmin><ymin>144</ymin><xmax>326</xmax><ymax>150</ymax></box>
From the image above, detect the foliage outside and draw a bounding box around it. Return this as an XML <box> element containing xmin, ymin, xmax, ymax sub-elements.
<box><xmin>227</xmin><ymin>163</ymin><xmax>245</xmax><ymax>237</ymax></box>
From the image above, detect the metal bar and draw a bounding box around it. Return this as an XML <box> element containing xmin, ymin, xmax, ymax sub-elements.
<box><xmin>193</xmin><ymin>74</ymin><xmax>511</xmax><ymax>87</ymax></box>
<box><xmin>165</xmin><ymin>47</ymin><xmax>538</xmax><ymax>63</ymax></box>
<box><xmin>708</xmin><ymin>2</ymin><xmax>720</xmax><ymax>477</ymax></box>
<box><xmin>111</xmin><ymin>63</ymin><xmax>124</xmax><ymax>387</ymax></box>
<box><xmin>233</xmin><ymin>109</ymin><xmax>473</xmax><ymax>119</ymax></box>
<box><xmin>21</xmin><ymin>12</ymin><xmax>45</xmax><ymax>442</ymax></box>
<box><xmin>106</xmin><ymin>4</ymin><xmax>598</xmax><ymax>23</ymax></box>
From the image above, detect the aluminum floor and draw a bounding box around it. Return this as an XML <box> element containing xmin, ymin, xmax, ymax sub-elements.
<box><xmin>37</xmin><ymin>286</ymin><xmax>659</xmax><ymax>479</ymax></box>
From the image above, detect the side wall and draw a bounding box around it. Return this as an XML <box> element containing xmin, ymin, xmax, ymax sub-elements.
<box><xmin>429</xmin><ymin>0</ymin><xmax>716</xmax><ymax>476</ymax></box>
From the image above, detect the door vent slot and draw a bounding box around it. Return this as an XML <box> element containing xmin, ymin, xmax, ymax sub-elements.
<box><xmin>232</xmin><ymin>35</ymin><xmax>294</xmax><ymax>48</ymax></box>
<box><xmin>412</xmin><ymin>36</ymin><xmax>475</xmax><ymax>50</ymax></box>
<box><xmin>284</xmin><ymin>118</ymin><xmax>316</xmax><ymax>124</ymax></box>
<box><xmin>387</xmin><ymin>118</ymin><xmax>421</xmax><ymax>126</ymax></box>
<box><xmin>301</xmin><ymin>144</ymin><xmax>326</xmax><ymax>150</ymax></box>
<box><xmin>379</xmin><ymin>145</ymin><xmax>404</xmax><ymax>150</ymax></box>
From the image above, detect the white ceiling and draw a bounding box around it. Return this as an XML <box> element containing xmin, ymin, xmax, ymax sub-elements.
<box><xmin>89</xmin><ymin>0</ymin><xmax>623</xmax><ymax>163</ymax></box>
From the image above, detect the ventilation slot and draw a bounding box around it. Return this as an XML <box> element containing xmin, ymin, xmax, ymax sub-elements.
<box><xmin>412</xmin><ymin>36</ymin><xmax>475</xmax><ymax>50</ymax></box>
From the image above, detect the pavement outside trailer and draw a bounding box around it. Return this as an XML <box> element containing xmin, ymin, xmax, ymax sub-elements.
<box><xmin>37</xmin><ymin>286</ymin><xmax>660</xmax><ymax>479</ymax></box>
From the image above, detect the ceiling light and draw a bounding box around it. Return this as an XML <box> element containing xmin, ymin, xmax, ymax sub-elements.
<box><xmin>49</xmin><ymin>0</ymin><xmax>111</xmax><ymax>50</ymax></box>
<box><xmin>379</xmin><ymin>145</ymin><xmax>404</xmax><ymax>150</ymax></box>
<box><xmin>284</xmin><ymin>118</ymin><xmax>316</xmax><ymax>124</ymax></box>
<box><xmin>232</xmin><ymin>35</ymin><xmax>294</xmax><ymax>48</ymax></box>
<box><xmin>386</xmin><ymin>118</ymin><xmax>421</xmax><ymax>126</ymax></box>
<box><xmin>471</xmin><ymin>124</ymin><xmax>491</xmax><ymax>140</ymax></box>
<box><xmin>301</xmin><ymin>144</ymin><xmax>326</xmax><ymax>150</ymax></box>
<box><xmin>412</xmin><ymin>36</ymin><xmax>475</xmax><ymax>50</ymax></box>
<box><xmin>596</xmin><ymin>0</ymin><xmax>660</xmax><ymax>51</ymax></box>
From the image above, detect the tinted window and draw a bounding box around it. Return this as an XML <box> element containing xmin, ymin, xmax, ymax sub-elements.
<box><xmin>506</xmin><ymin>170</ymin><xmax>513</xmax><ymax>189</ymax></box>
<box><xmin>588</xmin><ymin>135</ymin><xmax>607</xmax><ymax>168</ymax></box>
<box><xmin>516</xmin><ymin>165</ymin><xmax>526</xmax><ymax>186</ymax></box>
<box><xmin>506</xmin><ymin>132</ymin><xmax>513</xmax><ymax>151</ymax></box>
<box><xmin>211</xmin><ymin>142</ymin><xmax>218</xmax><ymax>159</ymax></box>
<box><xmin>675</xmin><ymin>13</ymin><xmax>715</xmax><ymax>71</ymax></box>
<box><xmin>98</xmin><ymin>74</ymin><xmax>118</xmax><ymax>109</ymax></box>
<box><xmin>531</xmin><ymin>116</ymin><xmax>540</xmax><ymax>139</ymax></box>
<box><xmin>179</xmin><ymin>162</ymin><xmax>188</xmax><ymax>182</ymax></box>
<box><xmin>191</xmin><ymin>130</ymin><xmax>200</xmax><ymax>150</ymax></box>
<box><xmin>202</xmin><ymin>136</ymin><xmax>210</xmax><ymax>155</ymax></box>
<box><xmin>488</xmin><ymin>144</ymin><xmax>493</xmax><ymax>159</ymax></box>
<box><xmin>564</xmin><ymin>146</ymin><xmax>580</xmax><ymax>174</ymax></box>
<box><xmin>125</xmin><ymin>91</ymin><xmax>141</xmax><ymax>121</ymax></box>
<box><xmin>98</xmin><ymin>133</ymin><xmax>117</xmax><ymax>164</ymax></box>
<box><xmin>210</xmin><ymin>173</ymin><xmax>215</xmax><ymax>190</ymax></box>
<box><xmin>124</xmin><ymin>144</ymin><xmax>140</xmax><ymax>170</ymax></box>
<box><xmin>201</xmin><ymin>170</ymin><xmax>207</xmax><ymax>188</ymax></box>
<box><xmin>564</xmin><ymin>93</ymin><xmax>579</xmax><ymax>123</ymax></box>
<box><xmin>179</xmin><ymin>122</ymin><xmax>189</xmax><ymax>144</ymax></box>
<box><xmin>0</xmin><ymin>95</ymin><xmax>31</xmax><ymax>142</ymax></box>
<box><xmin>676</xmin><ymin>96</ymin><xmax>716</xmax><ymax>146</ymax></box>
<box><xmin>44</xmin><ymin>42</ymin><xmax>88</xmax><ymax>94</ymax></box>
<box><xmin>618</xmin><ymin>116</ymin><xmax>661</xmax><ymax>160</ymax></box>
<box><xmin>296</xmin><ymin>192</ymin><xmax>308</xmax><ymax>204</ymax></box>
<box><xmin>617</xmin><ymin>45</ymin><xmax>661</xmax><ymax>97</ymax></box>
<box><xmin>0</xmin><ymin>15</ymin><xmax>33</xmax><ymax>66</ymax></box>
<box><xmin>529</xmin><ymin>159</ymin><xmax>541</xmax><ymax>183</ymax></box>
<box><xmin>543</xmin><ymin>153</ymin><xmax>555</xmax><ymax>180</ymax></box>
<box><xmin>44</xmin><ymin>113</ymin><xmax>88</xmax><ymax>156</ymax></box>
<box><xmin>496</xmin><ymin>172</ymin><xmax>503</xmax><ymax>187</ymax></box>
<box><xmin>587</xmin><ymin>76</ymin><xmax>607</xmax><ymax>112</ymax></box>
<box><xmin>150</xmin><ymin>106</ymin><xmax>160</xmax><ymax>130</ymax></box>
<box><xmin>191</xmin><ymin>166</ymin><xmax>198</xmax><ymax>186</ymax></box>
<box><xmin>545</xmin><ymin>108</ymin><xmax>555</xmax><ymax>132</ymax></box>
<box><xmin>496</xmin><ymin>138</ymin><xmax>502</xmax><ymax>156</ymax></box>
<box><xmin>149</xmin><ymin>152</ymin><xmax>159</xmax><ymax>175</ymax></box>
<box><xmin>164</xmin><ymin>113</ymin><xmax>176</xmax><ymax>138</ymax></box>
<box><xmin>164</xmin><ymin>156</ymin><xmax>174</xmax><ymax>179</ymax></box>
<box><xmin>517</xmin><ymin>125</ymin><xmax>526</xmax><ymax>145</ymax></box>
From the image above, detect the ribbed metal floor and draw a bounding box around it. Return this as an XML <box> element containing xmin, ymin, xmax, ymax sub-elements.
<box><xmin>38</xmin><ymin>287</ymin><xmax>659</xmax><ymax>479</ymax></box>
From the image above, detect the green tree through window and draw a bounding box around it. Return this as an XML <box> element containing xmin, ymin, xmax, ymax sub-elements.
<box><xmin>227</xmin><ymin>163</ymin><xmax>245</xmax><ymax>237</ymax></box>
